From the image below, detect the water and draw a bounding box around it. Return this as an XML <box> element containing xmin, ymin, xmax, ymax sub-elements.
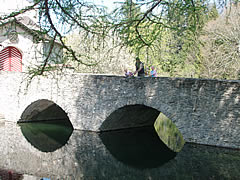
<box><xmin>0</xmin><ymin>121</ymin><xmax>240</xmax><ymax>180</ymax></box>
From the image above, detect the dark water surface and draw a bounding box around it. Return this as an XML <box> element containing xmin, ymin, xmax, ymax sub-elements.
<box><xmin>0</xmin><ymin>121</ymin><xmax>239</xmax><ymax>180</ymax></box>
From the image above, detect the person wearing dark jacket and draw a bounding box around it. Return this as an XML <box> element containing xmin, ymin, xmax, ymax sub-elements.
<box><xmin>134</xmin><ymin>57</ymin><xmax>145</xmax><ymax>77</ymax></box>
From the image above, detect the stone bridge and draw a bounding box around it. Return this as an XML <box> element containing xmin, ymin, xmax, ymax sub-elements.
<box><xmin>0</xmin><ymin>72</ymin><xmax>240</xmax><ymax>149</ymax></box>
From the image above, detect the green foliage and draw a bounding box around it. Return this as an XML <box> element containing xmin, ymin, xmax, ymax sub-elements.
<box><xmin>107</xmin><ymin>0</ymin><xmax>218</xmax><ymax>77</ymax></box>
<box><xmin>3</xmin><ymin>0</ymin><xmax>238</xmax><ymax>79</ymax></box>
<box><xmin>154</xmin><ymin>113</ymin><xmax>185</xmax><ymax>152</ymax></box>
<box><xmin>208</xmin><ymin>4</ymin><xmax>219</xmax><ymax>20</ymax></box>
<box><xmin>199</xmin><ymin>3</ymin><xmax>240</xmax><ymax>80</ymax></box>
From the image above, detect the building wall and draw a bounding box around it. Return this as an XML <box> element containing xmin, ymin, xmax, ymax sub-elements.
<box><xmin>0</xmin><ymin>0</ymin><xmax>63</xmax><ymax>72</ymax></box>
<box><xmin>0</xmin><ymin>23</ymin><xmax>63</xmax><ymax>72</ymax></box>
<box><xmin>0</xmin><ymin>24</ymin><xmax>42</xmax><ymax>71</ymax></box>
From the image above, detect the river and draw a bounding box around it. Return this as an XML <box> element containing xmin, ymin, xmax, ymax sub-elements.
<box><xmin>0</xmin><ymin>120</ymin><xmax>239</xmax><ymax>180</ymax></box>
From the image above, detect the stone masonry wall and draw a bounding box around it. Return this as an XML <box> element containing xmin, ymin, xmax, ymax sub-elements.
<box><xmin>0</xmin><ymin>72</ymin><xmax>240</xmax><ymax>149</ymax></box>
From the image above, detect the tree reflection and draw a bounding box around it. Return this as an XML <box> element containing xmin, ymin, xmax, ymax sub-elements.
<box><xmin>154</xmin><ymin>113</ymin><xmax>185</xmax><ymax>152</ymax></box>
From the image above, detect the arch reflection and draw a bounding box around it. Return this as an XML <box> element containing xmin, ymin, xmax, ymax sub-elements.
<box><xmin>19</xmin><ymin>120</ymin><xmax>73</xmax><ymax>152</ymax></box>
<box><xmin>99</xmin><ymin>126</ymin><xmax>176</xmax><ymax>169</ymax></box>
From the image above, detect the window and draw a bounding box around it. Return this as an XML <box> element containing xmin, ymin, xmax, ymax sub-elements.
<box><xmin>0</xmin><ymin>46</ymin><xmax>22</xmax><ymax>72</ymax></box>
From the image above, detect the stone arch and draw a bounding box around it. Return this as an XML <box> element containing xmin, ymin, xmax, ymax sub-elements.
<box><xmin>100</xmin><ymin>103</ymin><xmax>185</xmax><ymax>152</ymax></box>
<box><xmin>18</xmin><ymin>99</ymin><xmax>71</xmax><ymax>125</ymax></box>
<box><xmin>142</xmin><ymin>102</ymin><xmax>185</xmax><ymax>152</ymax></box>
<box><xmin>0</xmin><ymin>46</ymin><xmax>22</xmax><ymax>72</ymax></box>
<box><xmin>18</xmin><ymin>99</ymin><xmax>73</xmax><ymax>152</ymax></box>
<box><xmin>99</xmin><ymin>100</ymin><xmax>177</xmax><ymax>132</ymax></box>
<box><xmin>99</xmin><ymin>104</ymin><xmax>160</xmax><ymax>131</ymax></box>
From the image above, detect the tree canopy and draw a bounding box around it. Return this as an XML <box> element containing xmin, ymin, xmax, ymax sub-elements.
<box><xmin>0</xmin><ymin>0</ymin><xmax>239</xmax><ymax>78</ymax></box>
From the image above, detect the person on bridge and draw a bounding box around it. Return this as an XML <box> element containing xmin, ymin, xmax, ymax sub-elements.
<box><xmin>150</xmin><ymin>66</ymin><xmax>157</xmax><ymax>77</ymax></box>
<box><xmin>124</xmin><ymin>69</ymin><xmax>133</xmax><ymax>77</ymax></box>
<box><xmin>134</xmin><ymin>57</ymin><xmax>145</xmax><ymax>77</ymax></box>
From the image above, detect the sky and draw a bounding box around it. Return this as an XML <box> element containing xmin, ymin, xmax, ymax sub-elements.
<box><xmin>92</xmin><ymin>0</ymin><xmax>121</xmax><ymax>12</ymax></box>
<box><xmin>0</xmin><ymin>0</ymin><xmax>37</xmax><ymax>22</ymax></box>
<box><xmin>0</xmin><ymin>0</ymin><xmax>33</xmax><ymax>13</ymax></box>
<box><xmin>0</xmin><ymin>0</ymin><xmax>118</xmax><ymax>14</ymax></box>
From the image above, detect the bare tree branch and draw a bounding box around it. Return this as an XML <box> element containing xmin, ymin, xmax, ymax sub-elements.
<box><xmin>39</xmin><ymin>33</ymin><xmax>57</xmax><ymax>75</ymax></box>
<box><xmin>135</xmin><ymin>0</ymin><xmax>163</xmax><ymax>46</ymax></box>
<box><xmin>44</xmin><ymin>0</ymin><xmax>97</xmax><ymax>66</ymax></box>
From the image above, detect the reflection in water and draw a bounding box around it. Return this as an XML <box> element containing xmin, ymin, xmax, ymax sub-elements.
<box><xmin>0</xmin><ymin>168</ymin><xmax>47</xmax><ymax>180</ymax></box>
<box><xmin>154</xmin><ymin>113</ymin><xmax>185</xmax><ymax>152</ymax></box>
<box><xmin>19</xmin><ymin>120</ymin><xmax>73</xmax><ymax>152</ymax></box>
<box><xmin>99</xmin><ymin>126</ymin><xmax>176</xmax><ymax>169</ymax></box>
<box><xmin>1</xmin><ymin>122</ymin><xmax>240</xmax><ymax>179</ymax></box>
<box><xmin>0</xmin><ymin>169</ymin><xmax>23</xmax><ymax>180</ymax></box>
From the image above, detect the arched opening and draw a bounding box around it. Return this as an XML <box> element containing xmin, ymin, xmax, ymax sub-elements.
<box><xmin>99</xmin><ymin>104</ymin><xmax>185</xmax><ymax>169</ymax></box>
<box><xmin>0</xmin><ymin>46</ymin><xmax>22</xmax><ymax>72</ymax></box>
<box><xmin>19</xmin><ymin>99</ymin><xmax>71</xmax><ymax>123</ymax></box>
<box><xmin>18</xmin><ymin>99</ymin><xmax>73</xmax><ymax>152</ymax></box>
<box><xmin>100</xmin><ymin>104</ymin><xmax>160</xmax><ymax>131</ymax></box>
